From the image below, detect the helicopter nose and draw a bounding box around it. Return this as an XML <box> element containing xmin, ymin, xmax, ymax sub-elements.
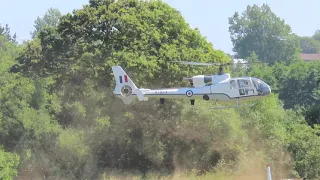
<box><xmin>262</xmin><ymin>86</ymin><xmax>271</xmax><ymax>96</ymax></box>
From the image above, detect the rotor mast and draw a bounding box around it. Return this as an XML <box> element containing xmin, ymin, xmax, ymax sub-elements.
<box><xmin>218</xmin><ymin>65</ymin><xmax>223</xmax><ymax>75</ymax></box>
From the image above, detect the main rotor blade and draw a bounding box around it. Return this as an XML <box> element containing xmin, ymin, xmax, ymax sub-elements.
<box><xmin>172</xmin><ymin>61</ymin><xmax>225</xmax><ymax>66</ymax></box>
<box><xmin>172</xmin><ymin>61</ymin><xmax>221</xmax><ymax>66</ymax></box>
<box><xmin>172</xmin><ymin>60</ymin><xmax>262</xmax><ymax>66</ymax></box>
<box><xmin>233</xmin><ymin>61</ymin><xmax>262</xmax><ymax>65</ymax></box>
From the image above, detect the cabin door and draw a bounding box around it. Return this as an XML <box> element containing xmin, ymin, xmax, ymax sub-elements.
<box><xmin>237</xmin><ymin>79</ymin><xmax>254</xmax><ymax>96</ymax></box>
<box><xmin>229</xmin><ymin>80</ymin><xmax>239</xmax><ymax>96</ymax></box>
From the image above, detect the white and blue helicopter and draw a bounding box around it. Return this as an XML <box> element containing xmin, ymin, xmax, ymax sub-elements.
<box><xmin>111</xmin><ymin>61</ymin><xmax>271</xmax><ymax>108</ymax></box>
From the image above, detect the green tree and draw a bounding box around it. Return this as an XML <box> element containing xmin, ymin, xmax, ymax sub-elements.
<box><xmin>8</xmin><ymin>1</ymin><xmax>320</xmax><ymax>179</ymax></box>
<box><xmin>17</xmin><ymin>0</ymin><xmax>230</xmax><ymax>87</ymax></box>
<box><xmin>13</xmin><ymin>0</ymin><xmax>230</xmax><ymax>177</ymax></box>
<box><xmin>30</xmin><ymin>7</ymin><xmax>62</xmax><ymax>38</ymax></box>
<box><xmin>0</xmin><ymin>148</ymin><xmax>20</xmax><ymax>180</ymax></box>
<box><xmin>0</xmin><ymin>35</ymin><xmax>20</xmax><ymax>71</ymax></box>
<box><xmin>286</xmin><ymin>121</ymin><xmax>320</xmax><ymax>179</ymax></box>
<box><xmin>228</xmin><ymin>4</ymin><xmax>300</xmax><ymax>65</ymax></box>
<box><xmin>303</xmin><ymin>105</ymin><xmax>320</xmax><ymax>127</ymax></box>
<box><xmin>299</xmin><ymin>36</ymin><xmax>320</xmax><ymax>53</ymax></box>
<box><xmin>0</xmin><ymin>31</ymin><xmax>62</xmax><ymax>179</ymax></box>
<box><xmin>278</xmin><ymin>61</ymin><xmax>320</xmax><ymax>109</ymax></box>
<box><xmin>0</xmin><ymin>24</ymin><xmax>17</xmax><ymax>43</ymax></box>
<box><xmin>313</xmin><ymin>29</ymin><xmax>320</xmax><ymax>42</ymax></box>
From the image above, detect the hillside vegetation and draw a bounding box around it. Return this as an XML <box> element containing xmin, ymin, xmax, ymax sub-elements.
<box><xmin>1</xmin><ymin>0</ymin><xmax>320</xmax><ymax>179</ymax></box>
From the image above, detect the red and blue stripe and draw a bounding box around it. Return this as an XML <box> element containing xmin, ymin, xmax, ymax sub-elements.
<box><xmin>119</xmin><ymin>75</ymin><xmax>128</xmax><ymax>83</ymax></box>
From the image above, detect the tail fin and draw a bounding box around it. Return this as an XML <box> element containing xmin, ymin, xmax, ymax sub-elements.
<box><xmin>111</xmin><ymin>66</ymin><xmax>145</xmax><ymax>104</ymax></box>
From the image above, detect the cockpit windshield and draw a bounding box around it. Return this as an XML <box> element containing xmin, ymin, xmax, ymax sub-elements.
<box><xmin>251</xmin><ymin>78</ymin><xmax>264</xmax><ymax>89</ymax></box>
<box><xmin>251</xmin><ymin>78</ymin><xmax>270</xmax><ymax>95</ymax></box>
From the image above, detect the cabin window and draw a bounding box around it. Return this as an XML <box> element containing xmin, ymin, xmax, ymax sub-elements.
<box><xmin>230</xmin><ymin>80</ymin><xmax>237</xmax><ymax>89</ymax></box>
<box><xmin>237</xmin><ymin>79</ymin><xmax>252</xmax><ymax>88</ymax></box>
<box><xmin>246</xmin><ymin>80</ymin><xmax>252</xmax><ymax>87</ymax></box>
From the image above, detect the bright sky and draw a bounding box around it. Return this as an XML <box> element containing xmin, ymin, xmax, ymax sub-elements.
<box><xmin>1</xmin><ymin>0</ymin><xmax>319</xmax><ymax>54</ymax></box>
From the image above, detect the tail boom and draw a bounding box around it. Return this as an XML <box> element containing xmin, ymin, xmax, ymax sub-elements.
<box><xmin>114</xmin><ymin>87</ymin><xmax>206</xmax><ymax>105</ymax></box>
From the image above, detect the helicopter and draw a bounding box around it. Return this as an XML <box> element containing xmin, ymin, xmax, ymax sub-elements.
<box><xmin>111</xmin><ymin>60</ymin><xmax>271</xmax><ymax>108</ymax></box>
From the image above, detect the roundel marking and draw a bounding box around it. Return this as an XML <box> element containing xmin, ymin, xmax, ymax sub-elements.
<box><xmin>186</xmin><ymin>90</ymin><xmax>193</xmax><ymax>97</ymax></box>
<box><xmin>121</xmin><ymin>85</ymin><xmax>132</xmax><ymax>97</ymax></box>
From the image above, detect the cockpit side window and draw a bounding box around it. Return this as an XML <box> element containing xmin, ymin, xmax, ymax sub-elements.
<box><xmin>237</xmin><ymin>79</ymin><xmax>252</xmax><ymax>88</ymax></box>
<box><xmin>246</xmin><ymin>80</ymin><xmax>252</xmax><ymax>87</ymax></box>
<box><xmin>252</xmin><ymin>78</ymin><xmax>263</xmax><ymax>89</ymax></box>
<box><xmin>230</xmin><ymin>80</ymin><xmax>237</xmax><ymax>89</ymax></box>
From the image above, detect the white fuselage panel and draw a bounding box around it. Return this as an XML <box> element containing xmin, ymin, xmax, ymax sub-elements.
<box><xmin>115</xmin><ymin>76</ymin><xmax>267</xmax><ymax>104</ymax></box>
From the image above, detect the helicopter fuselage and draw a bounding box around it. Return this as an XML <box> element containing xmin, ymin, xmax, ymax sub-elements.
<box><xmin>135</xmin><ymin>75</ymin><xmax>271</xmax><ymax>105</ymax></box>
<box><xmin>111</xmin><ymin>66</ymin><xmax>271</xmax><ymax>106</ymax></box>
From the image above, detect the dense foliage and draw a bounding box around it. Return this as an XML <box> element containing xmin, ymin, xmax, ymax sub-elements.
<box><xmin>228</xmin><ymin>4</ymin><xmax>300</xmax><ymax>65</ymax></box>
<box><xmin>30</xmin><ymin>7</ymin><xmax>62</xmax><ymax>39</ymax></box>
<box><xmin>299</xmin><ymin>36</ymin><xmax>320</xmax><ymax>53</ymax></box>
<box><xmin>0</xmin><ymin>1</ymin><xmax>320</xmax><ymax>179</ymax></box>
